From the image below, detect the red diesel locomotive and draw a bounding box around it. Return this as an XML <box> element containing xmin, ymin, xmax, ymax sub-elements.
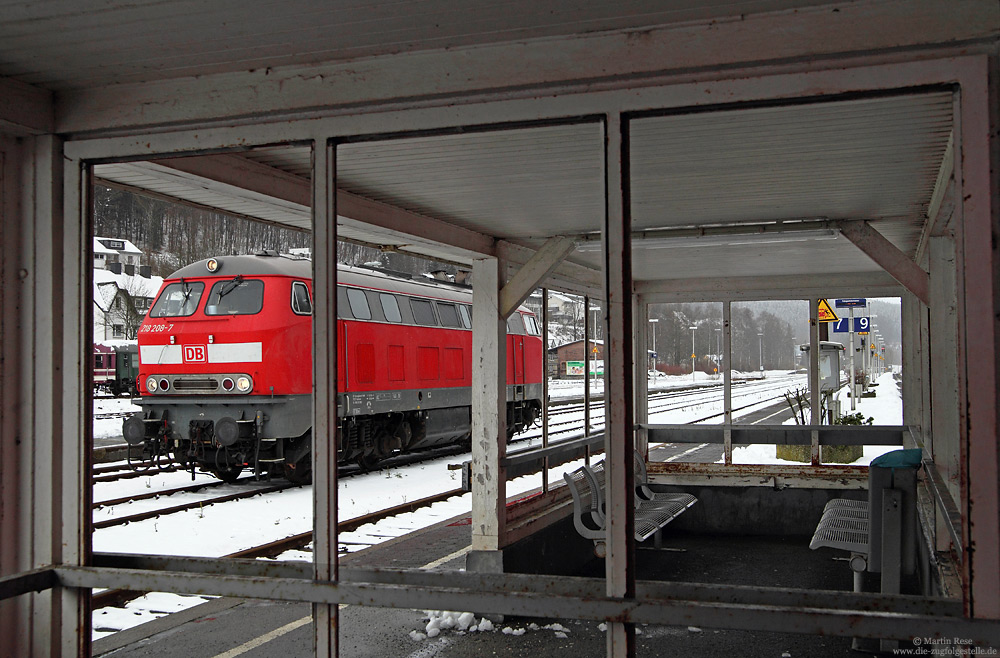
<box><xmin>123</xmin><ymin>252</ymin><xmax>544</xmax><ymax>483</ymax></box>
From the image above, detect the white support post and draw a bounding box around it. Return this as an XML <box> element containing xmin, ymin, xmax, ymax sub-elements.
<box><xmin>809</xmin><ymin>298</ymin><xmax>821</xmax><ymax>464</ymax></box>
<box><xmin>0</xmin><ymin>134</ymin><xmax>21</xmax><ymax>651</ymax></box>
<box><xmin>312</xmin><ymin>138</ymin><xmax>339</xmax><ymax>658</ymax></box>
<box><xmin>635</xmin><ymin>301</ymin><xmax>649</xmax><ymax>458</ymax></box>
<box><xmin>957</xmin><ymin>60</ymin><xmax>1000</xmax><ymax>617</ymax></box>
<box><xmin>58</xmin><ymin>139</ymin><xmax>88</xmax><ymax>656</ymax></box>
<box><xmin>849</xmin><ymin>307</ymin><xmax>856</xmax><ymax>411</ymax></box>
<box><xmin>929</xmin><ymin>237</ymin><xmax>961</xmax><ymax>510</ymax></box>
<box><xmin>469</xmin><ymin>257</ymin><xmax>507</xmax><ymax>562</ymax></box>
<box><xmin>603</xmin><ymin>113</ymin><xmax>636</xmax><ymax>657</ymax></box>
<box><xmin>723</xmin><ymin>301</ymin><xmax>733</xmax><ymax>465</ymax></box>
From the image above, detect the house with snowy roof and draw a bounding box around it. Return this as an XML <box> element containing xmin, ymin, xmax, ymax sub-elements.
<box><xmin>92</xmin><ymin>239</ymin><xmax>162</xmax><ymax>341</ymax></box>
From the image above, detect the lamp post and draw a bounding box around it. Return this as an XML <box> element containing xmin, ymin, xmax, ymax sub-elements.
<box><xmin>714</xmin><ymin>327</ymin><xmax>721</xmax><ymax>377</ymax></box>
<box><xmin>689</xmin><ymin>326</ymin><xmax>697</xmax><ymax>383</ymax></box>
<box><xmin>649</xmin><ymin>318</ymin><xmax>658</xmax><ymax>372</ymax></box>
<box><xmin>757</xmin><ymin>332</ymin><xmax>764</xmax><ymax>377</ymax></box>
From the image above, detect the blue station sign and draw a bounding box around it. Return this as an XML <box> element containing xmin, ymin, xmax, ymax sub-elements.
<box><xmin>832</xmin><ymin>317</ymin><xmax>871</xmax><ymax>333</ymax></box>
<box><xmin>835</xmin><ymin>298</ymin><xmax>867</xmax><ymax>308</ymax></box>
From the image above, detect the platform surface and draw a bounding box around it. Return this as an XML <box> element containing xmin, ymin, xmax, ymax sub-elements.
<box><xmin>92</xmin><ymin>500</ymin><xmax>870</xmax><ymax>658</ymax></box>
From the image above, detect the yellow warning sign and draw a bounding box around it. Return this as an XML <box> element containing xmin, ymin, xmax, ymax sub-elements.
<box><xmin>691</xmin><ymin>353</ymin><xmax>696</xmax><ymax>359</ymax></box>
<box><xmin>592</xmin><ymin>346</ymin><xmax>599</xmax><ymax>354</ymax></box>
<box><xmin>817</xmin><ymin>299</ymin><xmax>838</xmax><ymax>323</ymax></box>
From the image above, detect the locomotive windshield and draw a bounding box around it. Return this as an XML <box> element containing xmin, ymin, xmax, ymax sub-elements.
<box><xmin>149</xmin><ymin>280</ymin><xmax>205</xmax><ymax>317</ymax></box>
<box><xmin>205</xmin><ymin>278</ymin><xmax>264</xmax><ymax>315</ymax></box>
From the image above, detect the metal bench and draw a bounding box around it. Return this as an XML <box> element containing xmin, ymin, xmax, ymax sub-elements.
<box><xmin>810</xmin><ymin>448</ymin><xmax>921</xmax><ymax>588</ymax></box>
<box><xmin>564</xmin><ymin>456</ymin><xmax>696</xmax><ymax>557</ymax></box>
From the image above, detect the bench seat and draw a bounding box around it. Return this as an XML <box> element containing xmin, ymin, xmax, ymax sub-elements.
<box><xmin>564</xmin><ymin>454</ymin><xmax>696</xmax><ymax>553</ymax></box>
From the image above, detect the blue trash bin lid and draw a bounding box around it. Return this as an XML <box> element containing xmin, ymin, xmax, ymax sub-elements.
<box><xmin>871</xmin><ymin>448</ymin><xmax>922</xmax><ymax>469</ymax></box>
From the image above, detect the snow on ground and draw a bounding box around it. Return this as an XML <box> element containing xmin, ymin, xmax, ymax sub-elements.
<box><xmin>725</xmin><ymin>372</ymin><xmax>902</xmax><ymax>465</ymax></box>
<box><xmin>89</xmin><ymin>371</ymin><xmax>898</xmax><ymax>639</ymax></box>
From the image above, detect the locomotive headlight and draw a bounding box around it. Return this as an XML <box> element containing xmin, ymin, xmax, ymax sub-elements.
<box><xmin>206</xmin><ymin>258</ymin><xmax>220</xmax><ymax>273</ymax></box>
<box><xmin>236</xmin><ymin>376</ymin><xmax>252</xmax><ymax>393</ymax></box>
<box><xmin>146</xmin><ymin>377</ymin><xmax>158</xmax><ymax>392</ymax></box>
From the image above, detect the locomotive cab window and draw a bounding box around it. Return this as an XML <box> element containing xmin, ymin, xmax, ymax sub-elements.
<box><xmin>437</xmin><ymin>302</ymin><xmax>461</xmax><ymax>328</ymax></box>
<box><xmin>150</xmin><ymin>281</ymin><xmax>205</xmax><ymax>317</ymax></box>
<box><xmin>346</xmin><ymin>288</ymin><xmax>372</xmax><ymax>320</ymax></box>
<box><xmin>291</xmin><ymin>281</ymin><xmax>312</xmax><ymax>315</ymax></box>
<box><xmin>380</xmin><ymin>293</ymin><xmax>402</xmax><ymax>323</ymax></box>
<box><xmin>410</xmin><ymin>298</ymin><xmax>437</xmax><ymax>325</ymax></box>
<box><xmin>506</xmin><ymin>312</ymin><xmax>525</xmax><ymax>335</ymax></box>
<box><xmin>205</xmin><ymin>278</ymin><xmax>264</xmax><ymax>315</ymax></box>
<box><xmin>523</xmin><ymin>314</ymin><xmax>540</xmax><ymax>336</ymax></box>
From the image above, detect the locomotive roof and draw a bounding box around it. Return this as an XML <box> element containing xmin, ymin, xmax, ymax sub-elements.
<box><xmin>166</xmin><ymin>254</ymin><xmax>534</xmax><ymax>312</ymax></box>
<box><xmin>167</xmin><ymin>254</ymin><xmax>313</xmax><ymax>280</ymax></box>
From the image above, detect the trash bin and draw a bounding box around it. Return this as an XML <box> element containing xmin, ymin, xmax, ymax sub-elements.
<box><xmin>867</xmin><ymin>448</ymin><xmax>921</xmax><ymax>575</ymax></box>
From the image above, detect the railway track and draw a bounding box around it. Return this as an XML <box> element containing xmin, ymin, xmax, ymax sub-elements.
<box><xmin>91</xmin><ymin>486</ymin><xmax>467</xmax><ymax>609</ymax></box>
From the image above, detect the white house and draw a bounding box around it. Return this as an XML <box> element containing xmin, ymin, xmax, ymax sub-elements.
<box><xmin>93</xmin><ymin>265</ymin><xmax>163</xmax><ymax>342</ymax></box>
<box><xmin>93</xmin><ymin>236</ymin><xmax>143</xmax><ymax>273</ymax></box>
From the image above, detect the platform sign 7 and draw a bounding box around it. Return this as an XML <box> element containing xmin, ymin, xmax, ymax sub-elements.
<box><xmin>832</xmin><ymin>317</ymin><xmax>870</xmax><ymax>333</ymax></box>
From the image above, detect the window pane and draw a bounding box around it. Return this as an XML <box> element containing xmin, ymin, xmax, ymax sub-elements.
<box><xmin>149</xmin><ymin>281</ymin><xmax>205</xmax><ymax>317</ymax></box>
<box><xmin>411</xmin><ymin>299</ymin><xmax>436</xmax><ymax>325</ymax></box>
<box><xmin>380</xmin><ymin>293</ymin><xmax>402</xmax><ymax>323</ymax></box>
<box><xmin>507</xmin><ymin>312</ymin><xmax>525</xmax><ymax>334</ymax></box>
<box><xmin>346</xmin><ymin>288</ymin><xmax>372</xmax><ymax>320</ymax></box>
<box><xmin>205</xmin><ymin>279</ymin><xmax>265</xmax><ymax>315</ymax></box>
<box><xmin>458</xmin><ymin>305</ymin><xmax>471</xmax><ymax>329</ymax></box>
<box><xmin>292</xmin><ymin>281</ymin><xmax>312</xmax><ymax>315</ymax></box>
<box><xmin>437</xmin><ymin>303</ymin><xmax>460</xmax><ymax>327</ymax></box>
<box><xmin>524</xmin><ymin>314</ymin><xmax>540</xmax><ymax>335</ymax></box>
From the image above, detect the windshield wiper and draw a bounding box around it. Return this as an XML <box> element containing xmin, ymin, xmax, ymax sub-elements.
<box><xmin>215</xmin><ymin>275</ymin><xmax>243</xmax><ymax>302</ymax></box>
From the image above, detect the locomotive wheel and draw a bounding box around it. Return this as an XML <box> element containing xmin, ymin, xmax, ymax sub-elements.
<box><xmin>356</xmin><ymin>452</ymin><xmax>381</xmax><ymax>471</ymax></box>
<box><xmin>212</xmin><ymin>464</ymin><xmax>243</xmax><ymax>483</ymax></box>
<box><xmin>282</xmin><ymin>460</ymin><xmax>312</xmax><ymax>485</ymax></box>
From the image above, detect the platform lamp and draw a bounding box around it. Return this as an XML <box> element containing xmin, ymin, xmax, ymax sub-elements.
<box><xmin>690</xmin><ymin>326</ymin><xmax>697</xmax><ymax>383</ymax></box>
<box><xmin>757</xmin><ymin>332</ymin><xmax>764</xmax><ymax>376</ymax></box>
<box><xmin>649</xmin><ymin>317</ymin><xmax>658</xmax><ymax>371</ymax></box>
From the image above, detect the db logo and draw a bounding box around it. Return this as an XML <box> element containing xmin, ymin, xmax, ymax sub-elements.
<box><xmin>183</xmin><ymin>345</ymin><xmax>207</xmax><ymax>363</ymax></box>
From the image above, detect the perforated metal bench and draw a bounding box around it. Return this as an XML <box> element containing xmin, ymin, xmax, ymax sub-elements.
<box><xmin>564</xmin><ymin>455</ymin><xmax>696</xmax><ymax>557</ymax></box>
<box><xmin>810</xmin><ymin>449</ymin><xmax>921</xmax><ymax>585</ymax></box>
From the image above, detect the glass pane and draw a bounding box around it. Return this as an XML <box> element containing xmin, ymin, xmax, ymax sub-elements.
<box><xmin>380</xmin><ymin>293</ymin><xmax>402</xmax><ymax>323</ymax></box>
<box><xmin>149</xmin><ymin>281</ymin><xmax>205</xmax><ymax>317</ymax></box>
<box><xmin>458</xmin><ymin>304</ymin><xmax>471</xmax><ymax>329</ymax></box>
<box><xmin>437</xmin><ymin>302</ymin><xmax>460</xmax><ymax>327</ymax></box>
<box><xmin>205</xmin><ymin>279</ymin><xmax>264</xmax><ymax>315</ymax></box>
<box><xmin>410</xmin><ymin>298</ymin><xmax>436</xmax><ymax>325</ymax></box>
<box><xmin>291</xmin><ymin>281</ymin><xmax>312</xmax><ymax>315</ymax></box>
<box><xmin>346</xmin><ymin>287</ymin><xmax>372</xmax><ymax>320</ymax></box>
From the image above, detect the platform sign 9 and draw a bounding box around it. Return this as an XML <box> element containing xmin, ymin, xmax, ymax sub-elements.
<box><xmin>832</xmin><ymin>317</ymin><xmax>870</xmax><ymax>333</ymax></box>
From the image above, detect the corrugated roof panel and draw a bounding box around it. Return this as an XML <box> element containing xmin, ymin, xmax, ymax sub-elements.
<box><xmin>629</xmin><ymin>92</ymin><xmax>953</xmax><ymax>262</ymax></box>
<box><xmin>336</xmin><ymin>122</ymin><xmax>606</xmax><ymax>239</ymax></box>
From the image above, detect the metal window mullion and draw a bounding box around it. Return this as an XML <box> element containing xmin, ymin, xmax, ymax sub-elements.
<box><xmin>312</xmin><ymin>137</ymin><xmax>338</xmax><ymax>658</ymax></box>
<box><xmin>542</xmin><ymin>288</ymin><xmax>549</xmax><ymax>492</ymax></box>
